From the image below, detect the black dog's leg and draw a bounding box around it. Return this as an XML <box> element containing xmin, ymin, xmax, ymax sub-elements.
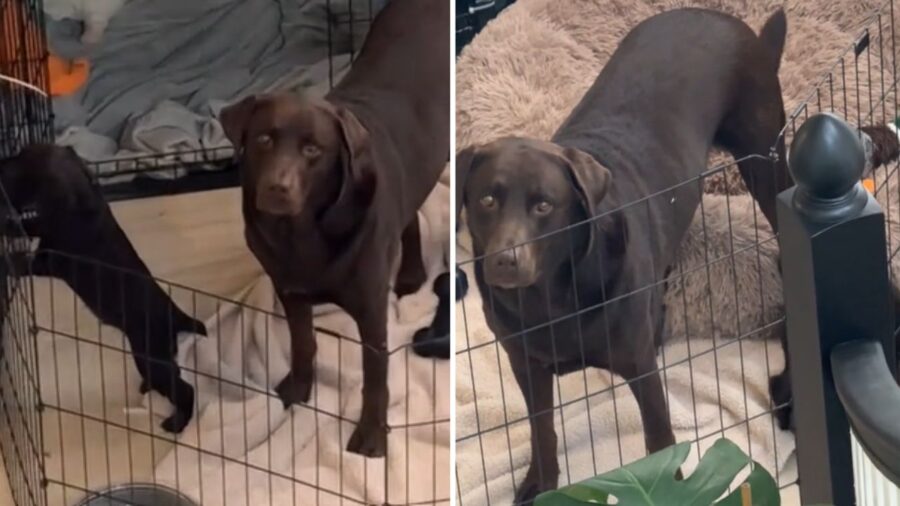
<box><xmin>505</xmin><ymin>344</ymin><xmax>558</xmax><ymax>506</ymax></box>
<box><xmin>412</xmin><ymin>267</ymin><xmax>471</xmax><ymax>359</ymax></box>
<box><xmin>135</xmin><ymin>351</ymin><xmax>194</xmax><ymax>434</ymax></box>
<box><xmin>155</xmin><ymin>362</ymin><xmax>194</xmax><ymax>434</ymax></box>
<box><xmin>457</xmin><ymin>266</ymin><xmax>469</xmax><ymax>298</ymax></box>
<box><xmin>395</xmin><ymin>218</ymin><xmax>428</xmax><ymax>298</ymax></box>
<box><xmin>769</xmin><ymin>334</ymin><xmax>793</xmax><ymax>430</ymax></box>
<box><xmin>412</xmin><ymin>272</ymin><xmax>452</xmax><ymax>359</ymax></box>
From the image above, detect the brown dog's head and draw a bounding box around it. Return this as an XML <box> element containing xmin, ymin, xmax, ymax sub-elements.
<box><xmin>0</xmin><ymin>145</ymin><xmax>101</xmax><ymax>234</ymax></box>
<box><xmin>457</xmin><ymin>137</ymin><xmax>611</xmax><ymax>289</ymax></box>
<box><xmin>220</xmin><ymin>93</ymin><xmax>375</xmax><ymax>227</ymax></box>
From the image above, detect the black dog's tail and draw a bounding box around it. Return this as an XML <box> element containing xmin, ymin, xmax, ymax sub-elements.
<box><xmin>860</xmin><ymin>124</ymin><xmax>900</xmax><ymax>169</ymax></box>
<box><xmin>759</xmin><ymin>8</ymin><xmax>787</xmax><ymax>73</ymax></box>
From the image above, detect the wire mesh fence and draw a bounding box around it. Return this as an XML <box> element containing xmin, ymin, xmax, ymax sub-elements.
<box><xmin>3</xmin><ymin>0</ymin><xmax>382</xmax><ymax>196</ymax></box>
<box><xmin>0</xmin><ymin>0</ymin><xmax>54</xmax><ymax>158</ymax></box>
<box><xmin>81</xmin><ymin>0</ymin><xmax>383</xmax><ymax>189</ymax></box>
<box><xmin>0</xmin><ymin>244</ymin><xmax>450</xmax><ymax>506</ymax></box>
<box><xmin>454</xmin><ymin>1</ymin><xmax>900</xmax><ymax>504</ymax></box>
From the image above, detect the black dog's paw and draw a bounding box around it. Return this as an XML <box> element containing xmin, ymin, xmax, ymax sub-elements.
<box><xmin>139</xmin><ymin>380</ymin><xmax>151</xmax><ymax>395</ymax></box>
<box><xmin>395</xmin><ymin>279</ymin><xmax>424</xmax><ymax>298</ymax></box>
<box><xmin>456</xmin><ymin>267</ymin><xmax>469</xmax><ymax>301</ymax></box>
<box><xmin>346</xmin><ymin>422</ymin><xmax>387</xmax><ymax>458</ymax></box>
<box><xmin>412</xmin><ymin>328</ymin><xmax>450</xmax><ymax>359</ymax></box>
<box><xmin>160</xmin><ymin>410</ymin><xmax>190</xmax><ymax>434</ymax></box>
<box><xmin>769</xmin><ymin>372</ymin><xmax>794</xmax><ymax>431</ymax></box>
<box><xmin>190</xmin><ymin>319</ymin><xmax>208</xmax><ymax>337</ymax></box>
<box><xmin>395</xmin><ymin>265</ymin><xmax>428</xmax><ymax>298</ymax></box>
<box><xmin>275</xmin><ymin>374</ymin><xmax>313</xmax><ymax>408</ymax></box>
<box><xmin>412</xmin><ymin>272</ymin><xmax>452</xmax><ymax>359</ymax></box>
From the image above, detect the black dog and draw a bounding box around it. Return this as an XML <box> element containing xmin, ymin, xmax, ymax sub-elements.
<box><xmin>456</xmin><ymin>9</ymin><xmax>791</xmax><ymax>504</ymax></box>
<box><xmin>411</xmin><ymin>268</ymin><xmax>469</xmax><ymax>359</ymax></box>
<box><xmin>0</xmin><ymin>144</ymin><xmax>206</xmax><ymax>433</ymax></box>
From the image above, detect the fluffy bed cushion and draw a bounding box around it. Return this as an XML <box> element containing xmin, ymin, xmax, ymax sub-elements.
<box><xmin>456</xmin><ymin>0</ymin><xmax>896</xmax><ymax>195</ymax></box>
<box><xmin>48</xmin><ymin>0</ymin><xmax>386</xmax><ymax>178</ymax></box>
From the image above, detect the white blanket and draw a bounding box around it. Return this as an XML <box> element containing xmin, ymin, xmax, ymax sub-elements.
<box><xmin>142</xmin><ymin>178</ymin><xmax>451</xmax><ymax>506</ymax></box>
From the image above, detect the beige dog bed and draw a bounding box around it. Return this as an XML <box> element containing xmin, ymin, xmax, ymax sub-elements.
<box><xmin>456</xmin><ymin>0</ymin><xmax>897</xmax><ymax>195</ymax></box>
<box><xmin>455</xmin><ymin>0</ymin><xmax>898</xmax><ymax>504</ymax></box>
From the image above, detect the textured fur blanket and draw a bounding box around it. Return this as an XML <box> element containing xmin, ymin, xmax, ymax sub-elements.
<box><xmin>456</xmin><ymin>0</ymin><xmax>896</xmax><ymax>195</ymax></box>
<box><xmin>455</xmin><ymin>1</ymin><xmax>897</xmax><ymax>504</ymax></box>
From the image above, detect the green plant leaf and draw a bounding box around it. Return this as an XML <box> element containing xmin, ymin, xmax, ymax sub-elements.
<box><xmin>534</xmin><ymin>439</ymin><xmax>779</xmax><ymax>506</ymax></box>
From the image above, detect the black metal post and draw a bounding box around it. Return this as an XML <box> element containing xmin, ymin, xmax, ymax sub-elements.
<box><xmin>778</xmin><ymin>112</ymin><xmax>896</xmax><ymax>505</ymax></box>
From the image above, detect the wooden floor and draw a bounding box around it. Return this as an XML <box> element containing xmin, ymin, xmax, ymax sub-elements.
<box><xmin>0</xmin><ymin>188</ymin><xmax>259</xmax><ymax>506</ymax></box>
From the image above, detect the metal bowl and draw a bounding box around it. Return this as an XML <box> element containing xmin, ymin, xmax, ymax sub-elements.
<box><xmin>75</xmin><ymin>483</ymin><xmax>197</xmax><ymax>506</ymax></box>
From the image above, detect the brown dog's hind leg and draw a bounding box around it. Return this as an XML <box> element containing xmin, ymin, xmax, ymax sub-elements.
<box><xmin>394</xmin><ymin>218</ymin><xmax>428</xmax><ymax>298</ymax></box>
<box><xmin>618</xmin><ymin>344</ymin><xmax>677</xmax><ymax>457</ymax></box>
<box><xmin>716</xmin><ymin>83</ymin><xmax>796</xmax><ymax>429</ymax></box>
<box><xmin>505</xmin><ymin>343</ymin><xmax>559</xmax><ymax>505</ymax></box>
<box><xmin>715</xmin><ymin>82</ymin><xmax>793</xmax><ymax>234</ymax></box>
<box><xmin>275</xmin><ymin>293</ymin><xmax>316</xmax><ymax>407</ymax></box>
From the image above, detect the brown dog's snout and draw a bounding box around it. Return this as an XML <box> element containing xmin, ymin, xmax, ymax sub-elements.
<box><xmin>493</xmin><ymin>249</ymin><xmax>518</xmax><ymax>269</ymax></box>
<box><xmin>484</xmin><ymin>241</ymin><xmax>538</xmax><ymax>289</ymax></box>
<box><xmin>265</xmin><ymin>179</ymin><xmax>291</xmax><ymax>197</ymax></box>
<box><xmin>256</xmin><ymin>166</ymin><xmax>303</xmax><ymax>215</ymax></box>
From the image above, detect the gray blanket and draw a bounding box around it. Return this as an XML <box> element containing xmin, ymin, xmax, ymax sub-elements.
<box><xmin>49</xmin><ymin>0</ymin><xmax>385</xmax><ymax>180</ymax></box>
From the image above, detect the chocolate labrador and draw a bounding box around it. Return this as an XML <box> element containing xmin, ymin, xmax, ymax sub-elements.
<box><xmin>0</xmin><ymin>144</ymin><xmax>206</xmax><ymax>433</ymax></box>
<box><xmin>457</xmin><ymin>9</ymin><xmax>791</xmax><ymax>503</ymax></box>
<box><xmin>220</xmin><ymin>0</ymin><xmax>449</xmax><ymax>457</ymax></box>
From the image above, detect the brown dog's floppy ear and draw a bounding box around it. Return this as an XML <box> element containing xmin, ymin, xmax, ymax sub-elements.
<box><xmin>454</xmin><ymin>145</ymin><xmax>481</xmax><ymax>225</ymax></box>
<box><xmin>320</xmin><ymin>105</ymin><xmax>376</xmax><ymax>237</ymax></box>
<box><xmin>220</xmin><ymin>95</ymin><xmax>258</xmax><ymax>155</ymax></box>
<box><xmin>558</xmin><ymin>146</ymin><xmax>612</xmax><ymax>254</ymax></box>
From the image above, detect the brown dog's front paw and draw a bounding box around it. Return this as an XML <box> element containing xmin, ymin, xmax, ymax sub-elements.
<box><xmin>346</xmin><ymin>422</ymin><xmax>387</xmax><ymax>458</ymax></box>
<box><xmin>513</xmin><ymin>465</ymin><xmax>559</xmax><ymax>506</ymax></box>
<box><xmin>275</xmin><ymin>374</ymin><xmax>313</xmax><ymax>408</ymax></box>
<box><xmin>513</xmin><ymin>476</ymin><xmax>548</xmax><ymax>505</ymax></box>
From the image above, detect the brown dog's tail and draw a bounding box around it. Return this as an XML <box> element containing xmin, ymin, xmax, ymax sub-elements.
<box><xmin>759</xmin><ymin>8</ymin><xmax>787</xmax><ymax>73</ymax></box>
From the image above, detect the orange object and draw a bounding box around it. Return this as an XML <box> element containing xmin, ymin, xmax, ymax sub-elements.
<box><xmin>1</xmin><ymin>1</ymin><xmax>89</xmax><ymax>97</ymax></box>
<box><xmin>863</xmin><ymin>178</ymin><xmax>876</xmax><ymax>193</ymax></box>
<box><xmin>46</xmin><ymin>54</ymin><xmax>90</xmax><ymax>96</ymax></box>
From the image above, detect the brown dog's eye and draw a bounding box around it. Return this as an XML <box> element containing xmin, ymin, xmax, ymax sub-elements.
<box><xmin>302</xmin><ymin>145</ymin><xmax>321</xmax><ymax>158</ymax></box>
<box><xmin>256</xmin><ymin>134</ymin><xmax>274</xmax><ymax>148</ymax></box>
<box><xmin>479</xmin><ymin>195</ymin><xmax>496</xmax><ymax>209</ymax></box>
<box><xmin>534</xmin><ymin>201</ymin><xmax>553</xmax><ymax>215</ymax></box>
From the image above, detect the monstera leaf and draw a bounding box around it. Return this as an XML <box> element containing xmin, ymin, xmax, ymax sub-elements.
<box><xmin>534</xmin><ymin>439</ymin><xmax>779</xmax><ymax>506</ymax></box>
